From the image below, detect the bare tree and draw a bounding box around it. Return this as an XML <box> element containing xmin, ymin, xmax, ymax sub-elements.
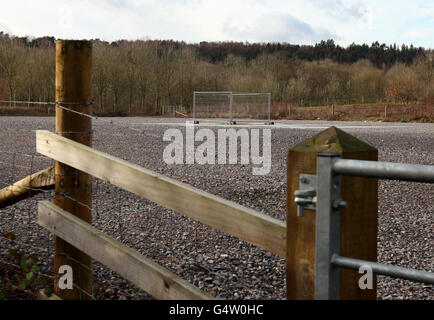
<box><xmin>0</xmin><ymin>36</ymin><xmax>25</xmax><ymax>105</ymax></box>
<box><xmin>93</xmin><ymin>42</ymin><xmax>110</xmax><ymax>113</ymax></box>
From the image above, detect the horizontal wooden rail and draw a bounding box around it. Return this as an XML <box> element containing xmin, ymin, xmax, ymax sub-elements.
<box><xmin>36</xmin><ymin>130</ymin><xmax>286</xmax><ymax>257</ymax></box>
<box><xmin>38</xmin><ymin>201</ymin><xmax>212</xmax><ymax>300</ymax></box>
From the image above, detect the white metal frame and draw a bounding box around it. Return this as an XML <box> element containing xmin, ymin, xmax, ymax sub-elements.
<box><xmin>193</xmin><ymin>91</ymin><xmax>273</xmax><ymax>125</ymax></box>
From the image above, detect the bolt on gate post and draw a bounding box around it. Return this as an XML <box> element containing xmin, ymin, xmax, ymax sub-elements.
<box><xmin>54</xmin><ymin>40</ymin><xmax>93</xmax><ymax>299</ymax></box>
<box><xmin>286</xmin><ymin>127</ymin><xmax>378</xmax><ymax>299</ymax></box>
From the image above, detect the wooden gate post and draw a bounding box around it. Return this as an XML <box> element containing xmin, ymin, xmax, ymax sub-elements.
<box><xmin>286</xmin><ymin>127</ymin><xmax>378</xmax><ymax>299</ymax></box>
<box><xmin>54</xmin><ymin>40</ymin><xmax>93</xmax><ymax>300</ymax></box>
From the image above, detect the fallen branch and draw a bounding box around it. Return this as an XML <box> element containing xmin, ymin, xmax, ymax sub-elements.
<box><xmin>175</xmin><ymin>111</ymin><xmax>187</xmax><ymax>118</ymax></box>
<box><xmin>0</xmin><ymin>167</ymin><xmax>55</xmax><ymax>210</ymax></box>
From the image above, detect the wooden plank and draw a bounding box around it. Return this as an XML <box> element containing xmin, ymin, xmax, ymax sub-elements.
<box><xmin>38</xmin><ymin>201</ymin><xmax>212</xmax><ymax>300</ymax></box>
<box><xmin>0</xmin><ymin>167</ymin><xmax>54</xmax><ymax>210</ymax></box>
<box><xmin>287</xmin><ymin>127</ymin><xmax>378</xmax><ymax>300</ymax></box>
<box><xmin>36</xmin><ymin>130</ymin><xmax>286</xmax><ymax>257</ymax></box>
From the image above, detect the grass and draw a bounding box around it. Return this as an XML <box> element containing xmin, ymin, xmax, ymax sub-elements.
<box><xmin>1</xmin><ymin>102</ymin><xmax>432</xmax><ymax>123</ymax></box>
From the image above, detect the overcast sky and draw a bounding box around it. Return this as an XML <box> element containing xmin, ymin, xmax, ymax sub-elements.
<box><xmin>0</xmin><ymin>0</ymin><xmax>432</xmax><ymax>48</ymax></box>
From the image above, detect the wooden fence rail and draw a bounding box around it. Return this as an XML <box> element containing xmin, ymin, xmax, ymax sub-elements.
<box><xmin>38</xmin><ymin>201</ymin><xmax>212</xmax><ymax>300</ymax></box>
<box><xmin>36</xmin><ymin>130</ymin><xmax>286</xmax><ymax>300</ymax></box>
<box><xmin>36</xmin><ymin>130</ymin><xmax>286</xmax><ymax>258</ymax></box>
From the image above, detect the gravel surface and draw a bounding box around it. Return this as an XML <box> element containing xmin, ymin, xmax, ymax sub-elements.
<box><xmin>0</xmin><ymin>117</ymin><xmax>432</xmax><ymax>300</ymax></box>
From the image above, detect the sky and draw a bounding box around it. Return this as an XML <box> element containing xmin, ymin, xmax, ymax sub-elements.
<box><xmin>0</xmin><ymin>0</ymin><xmax>432</xmax><ymax>48</ymax></box>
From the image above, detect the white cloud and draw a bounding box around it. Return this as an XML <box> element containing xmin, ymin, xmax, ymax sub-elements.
<box><xmin>403</xmin><ymin>30</ymin><xmax>430</xmax><ymax>39</ymax></box>
<box><xmin>0</xmin><ymin>23</ymin><xmax>12</xmax><ymax>34</ymax></box>
<box><xmin>307</xmin><ymin>0</ymin><xmax>370</xmax><ymax>21</ymax></box>
<box><xmin>0</xmin><ymin>0</ymin><xmax>432</xmax><ymax>47</ymax></box>
<box><xmin>419</xmin><ymin>2</ymin><xmax>434</xmax><ymax>21</ymax></box>
<box><xmin>222</xmin><ymin>12</ymin><xmax>335</xmax><ymax>44</ymax></box>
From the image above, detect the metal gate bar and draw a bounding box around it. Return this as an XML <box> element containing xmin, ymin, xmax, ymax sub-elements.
<box><xmin>315</xmin><ymin>154</ymin><xmax>342</xmax><ymax>299</ymax></box>
<box><xmin>312</xmin><ymin>153</ymin><xmax>434</xmax><ymax>300</ymax></box>
<box><xmin>333</xmin><ymin>159</ymin><xmax>434</xmax><ymax>183</ymax></box>
<box><xmin>332</xmin><ymin>255</ymin><xmax>434</xmax><ymax>284</ymax></box>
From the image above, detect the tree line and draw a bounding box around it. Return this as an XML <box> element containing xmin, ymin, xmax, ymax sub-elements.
<box><xmin>0</xmin><ymin>32</ymin><xmax>432</xmax><ymax>115</ymax></box>
<box><xmin>197</xmin><ymin>39</ymin><xmax>425</xmax><ymax>68</ymax></box>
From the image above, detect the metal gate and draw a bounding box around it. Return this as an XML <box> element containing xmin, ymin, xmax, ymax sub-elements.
<box><xmin>294</xmin><ymin>153</ymin><xmax>434</xmax><ymax>299</ymax></box>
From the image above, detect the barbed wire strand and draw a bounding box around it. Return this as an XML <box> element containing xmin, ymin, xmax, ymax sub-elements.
<box><xmin>1</xmin><ymin>175</ymin><xmax>219</xmax><ymax>280</ymax></box>
<box><xmin>1</xmin><ymin>168</ymin><xmax>220</xmax><ymax>274</ymax></box>
<box><xmin>0</xmin><ymin>99</ymin><xmax>161</xmax><ymax>139</ymax></box>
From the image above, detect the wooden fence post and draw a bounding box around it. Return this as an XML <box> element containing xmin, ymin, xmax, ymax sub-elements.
<box><xmin>54</xmin><ymin>40</ymin><xmax>93</xmax><ymax>300</ymax></box>
<box><xmin>286</xmin><ymin>127</ymin><xmax>378</xmax><ymax>299</ymax></box>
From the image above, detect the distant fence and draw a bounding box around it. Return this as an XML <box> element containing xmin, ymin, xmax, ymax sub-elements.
<box><xmin>272</xmin><ymin>103</ymin><xmax>433</xmax><ymax>122</ymax></box>
<box><xmin>0</xmin><ymin>100</ymin><xmax>54</xmax><ymax>116</ymax></box>
<box><xmin>1</xmin><ymin>99</ymin><xmax>432</xmax><ymax>123</ymax></box>
<box><xmin>163</xmin><ymin>105</ymin><xmax>186</xmax><ymax>117</ymax></box>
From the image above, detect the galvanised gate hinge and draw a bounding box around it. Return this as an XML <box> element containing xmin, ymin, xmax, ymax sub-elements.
<box><xmin>294</xmin><ymin>174</ymin><xmax>348</xmax><ymax>217</ymax></box>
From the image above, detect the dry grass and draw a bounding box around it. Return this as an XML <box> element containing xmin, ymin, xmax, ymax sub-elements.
<box><xmin>1</xmin><ymin>103</ymin><xmax>433</xmax><ymax>123</ymax></box>
<box><xmin>0</xmin><ymin>105</ymin><xmax>54</xmax><ymax>116</ymax></box>
<box><xmin>271</xmin><ymin>103</ymin><xmax>434</xmax><ymax>123</ymax></box>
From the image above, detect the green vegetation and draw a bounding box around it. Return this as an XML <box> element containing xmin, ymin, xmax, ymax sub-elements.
<box><xmin>0</xmin><ymin>232</ymin><xmax>50</xmax><ymax>300</ymax></box>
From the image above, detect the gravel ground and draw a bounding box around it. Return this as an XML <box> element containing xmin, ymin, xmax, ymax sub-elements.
<box><xmin>0</xmin><ymin>117</ymin><xmax>432</xmax><ymax>300</ymax></box>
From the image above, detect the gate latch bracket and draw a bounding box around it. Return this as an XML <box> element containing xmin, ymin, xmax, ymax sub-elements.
<box><xmin>294</xmin><ymin>173</ymin><xmax>348</xmax><ymax>217</ymax></box>
<box><xmin>294</xmin><ymin>174</ymin><xmax>317</xmax><ymax>217</ymax></box>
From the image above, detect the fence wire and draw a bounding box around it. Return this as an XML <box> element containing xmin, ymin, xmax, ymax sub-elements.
<box><xmin>0</xmin><ymin>99</ymin><xmax>233</xmax><ymax>300</ymax></box>
<box><xmin>0</xmin><ymin>153</ymin><xmax>96</xmax><ymax>299</ymax></box>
